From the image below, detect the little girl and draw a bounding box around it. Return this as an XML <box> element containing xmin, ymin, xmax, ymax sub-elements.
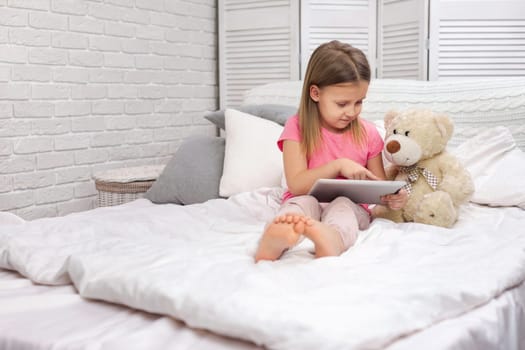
<box><xmin>255</xmin><ymin>40</ymin><xmax>408</xmax><ymax>262</ymax></box>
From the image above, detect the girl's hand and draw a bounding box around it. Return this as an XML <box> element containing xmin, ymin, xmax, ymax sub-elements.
<box><xmin>338</xmin><ymin>158</ymin><xmax>380</xmax><ymax>180</ymax></box>
<box><xmin>380</xmin><ymin>188</ymin><xmax>408</xmax><ymax>210</ymax></box>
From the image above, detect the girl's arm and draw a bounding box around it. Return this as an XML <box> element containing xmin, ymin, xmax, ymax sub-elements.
<box><xmin>283</xmin><ymin>140</ymin><xmax>379</xmax><ymax>196</ymax></box>
<box><xmin>365</xmin><ymin>154</ymin><xmax>387</xmax><ymax>180</ymax></box>
<box><xmin>367</xmin><ymin>154</ymin><xmax>408</xmax><ymax>211</ymax></box>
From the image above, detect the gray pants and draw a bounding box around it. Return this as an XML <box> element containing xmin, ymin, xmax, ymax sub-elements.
<box><xmin>277</xmin><ymin>195</ymin><xmax>370</xmax><ymax>251</ymax></box>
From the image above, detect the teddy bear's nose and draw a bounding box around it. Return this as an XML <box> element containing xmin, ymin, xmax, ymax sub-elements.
<box><xmin>386</xmin><ymin>140</ymin><xmax>401</xmax><ymax>154</ymax></box>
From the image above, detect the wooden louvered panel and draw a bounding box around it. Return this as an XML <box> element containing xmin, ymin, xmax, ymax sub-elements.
<box><xmin>308</xmin><ymin>27</ymin><xmax>369</xmax><ymax>54</ymax></box>
<box><xmin>383</xmin><ymin>0</ymin><xmax>406</xmax><ymax>4</ymax></box>
<box><xmin>377</xmin><ymin>0</ymin><xmax>427</xmax><ymax>79</ymax></box>
<box><xmin>437</xmin><ymin>19</ymin><xmax>525</xmax><ymax>78</ymax></box>
<box><xmin>219</xmin><ymin>0</ymin><xmax>299</xmax><ymax>108</ymax></box>
<box><xmin>429</xmin><ymin>0</ymin><xmax>525</xmax><ymax>80</ymax></box>
<box><xmin>225</xmin><ymin>0</ymin><xmax>289</xmax><ymax>11</ymax></box>
<box><xmin>224</xmin><ymin>28</ymin><xmax>293</xmax><ymax>107</ymax></box>
<box><xmin>301</xmin><ymin>0</ymin><xmax>375</xmax><ymax>77</ymax></box>
<box><xmin>381</xmin><ymin>21</ymin><xmax>420</xmax><ymax>78</ymax></box>
<box><xmin>224</xmin><ymin>27</ymin><xmax>291</xmax><ymax>107</ymax></box>
<box><xmin>309</xmin><ymin>0</ymin><xmax>369</xmax><ymax>9</ymax></box>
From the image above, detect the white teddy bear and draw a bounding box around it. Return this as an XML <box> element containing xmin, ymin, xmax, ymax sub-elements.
<box><xmin>375</xmin><ymin>109</ymin><xmax>475</xmax><ymax>228</ymax></box>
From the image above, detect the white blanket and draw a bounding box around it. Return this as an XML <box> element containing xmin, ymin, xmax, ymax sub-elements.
<box><xmin>1</xmin><ymin>128</ymin><xmax>525</xmax><ymax>350</ymax></box>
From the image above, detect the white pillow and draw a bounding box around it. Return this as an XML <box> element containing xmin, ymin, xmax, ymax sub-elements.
<box><xmin>219</xmin><ymin>109</ymin><xmax>284</xmax><ymax>197</ymax></box>
<box><xmin>452</xmin><ymin>127</ymin><xmax>525</xmax><ymax>209</ymax></box>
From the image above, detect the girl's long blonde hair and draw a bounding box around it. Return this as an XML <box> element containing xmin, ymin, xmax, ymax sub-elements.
<box><xmin>298</xmin><ymin>40</ymin><xmax>371</xmax><ymax>158</ymax></box>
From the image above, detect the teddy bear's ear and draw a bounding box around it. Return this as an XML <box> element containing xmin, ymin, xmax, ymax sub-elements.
<box><xmin>433</xmin><ymin>114</ymin><xmax>454</xmax><ymax>140</ymax></box>
<box><xmin>384</xmin><ymin>110</ymin><xmax>399</xmax><ymax>129</ymax></box>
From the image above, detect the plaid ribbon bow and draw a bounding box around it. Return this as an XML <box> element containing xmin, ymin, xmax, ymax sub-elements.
<box><xmin>399</xmin><ymin>165</ymin><xmax>438</xmax><ymax>195</ymax></box>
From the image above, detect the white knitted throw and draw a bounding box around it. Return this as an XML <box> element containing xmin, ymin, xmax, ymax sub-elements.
<box><xmin>242</xmin><ymin>78</ymin><xmax>525</xmax><ymax>150</ymax></box>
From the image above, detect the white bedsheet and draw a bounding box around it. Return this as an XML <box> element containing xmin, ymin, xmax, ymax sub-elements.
<box><xmin>2</xmin><ymin>268</ymin><xmax>524</xmax><ymax>350</ymax></box>
<box><xmin>0</xmin><ymin>270</ymin><xmax>259</xmax><ymax>350</ymax></box>
<box><xmin>1</xmin><ymin>128</ymin><xmax>525</xmax><ymax>350</ymax></box>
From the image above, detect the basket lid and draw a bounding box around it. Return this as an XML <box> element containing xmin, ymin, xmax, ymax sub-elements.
<box><xmin>93</xmin><ymin>165</ymin><xmax>165</xmax><ymax>183</ymax></box>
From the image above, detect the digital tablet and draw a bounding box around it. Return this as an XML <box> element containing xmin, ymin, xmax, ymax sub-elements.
<box><xmin>308</xmin><ymin>179</ymin><xmax>407</xmax><ymax>204</ymax></box>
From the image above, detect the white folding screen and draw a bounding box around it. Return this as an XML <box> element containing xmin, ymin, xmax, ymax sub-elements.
<box><xmin>218</xmin><ymin>0</ymin><xmax>299</xmax><ymax>108</ymax></box>
<box><xmin>300</xmin><ymin>0</ymin><xmax>377</xmax><ymax>78</ymax></box>
<box><xmin>377</xmin><ymin>0</ymin><xmax>429</xmax><ymax>79</ymax></box>
<box><xmin>429</xmin><ymin>0</ymin><xmax>525</xmax><ymax>80</ymax></box>
<box><xmin>218</xmin><ymin>0</ymin><xmax>525</xmax><ymax>107</ymax></box>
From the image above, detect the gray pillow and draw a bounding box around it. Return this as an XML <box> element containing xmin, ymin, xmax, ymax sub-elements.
<box><xmin>144</xmin><ymin>135</ymin><xmax>225</xmax><ymax>205</ymax></box>
<box><xmin>204</xmin><ymin>104</ymin><xmax>297</xmax><ymax>130</ymax></box>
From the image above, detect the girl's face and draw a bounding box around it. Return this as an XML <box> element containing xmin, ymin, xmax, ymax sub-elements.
<box><xmin>309</xmin><ymin>81</ymin><xmax>369</xmax><ymax>133</ymax></box>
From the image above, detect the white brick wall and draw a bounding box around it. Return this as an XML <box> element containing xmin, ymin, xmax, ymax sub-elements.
<box><xmin>0</xmin><ymin>0</ymin><xmax>218</xmax><ymax>220</ymax></box>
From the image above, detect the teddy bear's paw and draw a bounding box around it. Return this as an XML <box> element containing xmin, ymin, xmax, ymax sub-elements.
<box><xmin>414</xmin><ymin>191</ymin><xmax>457</xmax><ymax>228</ymax></box>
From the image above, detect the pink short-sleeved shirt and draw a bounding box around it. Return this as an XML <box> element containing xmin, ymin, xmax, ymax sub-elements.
<box><xmin>278</xmin><ymin>114</ymin><xmax>384</xmax><ymax>203</ymax></box>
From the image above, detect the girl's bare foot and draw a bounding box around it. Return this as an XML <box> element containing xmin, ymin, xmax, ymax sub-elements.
<box><xmin>302</xmin><ymin>219</ymin><xmax>344</xmax><ymax>258</ymax></box>
<box><xmin>255</xmin><ymin>214</ymin><xmax>307</xmax><ymax>262</ymax></box>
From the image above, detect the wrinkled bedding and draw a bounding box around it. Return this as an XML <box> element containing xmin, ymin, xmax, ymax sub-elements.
<box><xmin>1</xmin><ymin>128</ymin><xmax>524</xmax><ymax>350</ymax></box>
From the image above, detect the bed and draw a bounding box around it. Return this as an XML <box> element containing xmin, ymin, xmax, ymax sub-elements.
<box><xmin>1</xmin><ymin>78</ymin><xmax>525</xmax><ymax>350</ymax></box>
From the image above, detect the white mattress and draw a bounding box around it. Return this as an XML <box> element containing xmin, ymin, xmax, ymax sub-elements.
<box><xmin>1</xmin><ymin>268</ymin><xmax>524</xmax><ymax>350</ymax></box>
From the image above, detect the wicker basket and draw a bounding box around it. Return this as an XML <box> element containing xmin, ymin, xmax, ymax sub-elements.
<box><xmin>95</xmin><ymin>180</ymin><xmax>156</xmax><ymax>207</ymax></box>
<box><xmin>94</xmin><ymin>165</ymin><xmax>164</xmax><ymax>207</ymax></box>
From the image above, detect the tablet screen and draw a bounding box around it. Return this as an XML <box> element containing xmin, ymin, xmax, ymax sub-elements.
<box><xmin>307</xmin><ymin>179</ymin><xmax>406</xmax><ymax>204</ymax></box>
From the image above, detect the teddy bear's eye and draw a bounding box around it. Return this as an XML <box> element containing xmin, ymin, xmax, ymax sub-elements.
<box><xmin>404</xmin><ymin>131</ymin><xmax>410</xmax><ymax>136</ymax></box>
<box><xmin>393</xmin><ymin>129</ymin><xmax>398</xmax><ymax>134</ymax></box>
